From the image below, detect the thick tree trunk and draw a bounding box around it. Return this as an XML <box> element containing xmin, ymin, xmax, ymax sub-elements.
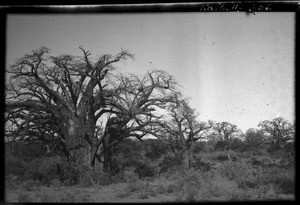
<box><xmin>61</xmin><ymin>115</ymin><xmax>95</xmax><ymax>166</ymax></box>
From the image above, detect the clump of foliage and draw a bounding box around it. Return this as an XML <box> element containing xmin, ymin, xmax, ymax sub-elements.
<box><xmin>159</xmin><ymin>153</ymin><xmax>183</xmax><ymax>173</ymax></box>
<box><xmin>134</xmin><ymin>161</ymin><xmax>156</xmax><ymax>179</ymax></box>
<box><xmin>25</xmin><ymin>156</ymin><xmax>60</xmax><ymax>185</ymax></box>
<box><xmin>5</xmin><ymin>155</ymin><xmax>27</xmax><ymax>177</ymax></box>
<box><xmin>190</xmin><ymin>157</ymin><xmax>215</xmax><ymax>172</ymax></box>
<box><xmin>80</xmin><ymin>168</ymin><xmax>112</xmax><ymax>187</ymax></box>
<box><xmin>17</xmin><ymin>193</ymin><xmax>33</xmax><ymax>202</ymax></box>
<box><xmin>144</xmin><ymin>139</ymin><xmax>169</xmax><ymax>161</ymax></box>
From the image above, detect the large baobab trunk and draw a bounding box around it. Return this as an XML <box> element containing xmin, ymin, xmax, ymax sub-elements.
<box><xmin>60</xmin><ymin>114</ymin><xmax>94</xmax><ymax>165</ymax></box>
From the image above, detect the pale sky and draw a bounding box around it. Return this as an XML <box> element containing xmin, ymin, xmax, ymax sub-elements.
<box><xmin>6</xmin><ymin>12</ymin><xmax>295</xmax><ymax>132</ymax></box>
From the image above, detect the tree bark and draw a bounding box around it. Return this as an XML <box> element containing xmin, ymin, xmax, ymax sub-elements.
<box><xmin>103</xmin><ymin>146</ymin><xmax>112</xmax><ymax>172</ymax></box>
<box><xmin>183</xmin><ymin>145</ymin><xmax>191</xmax><ymax>170</ymax></box>
<box><xmin>60</xmin><ymin>115</ymin><xmax>93</xmax><ymax>165</ymax></box>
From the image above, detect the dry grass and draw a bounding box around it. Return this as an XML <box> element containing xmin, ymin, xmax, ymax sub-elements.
<box><xmin>5</xmin><ymin>151</ymin><xmax>295</xmax><ymax>202</ymax></box>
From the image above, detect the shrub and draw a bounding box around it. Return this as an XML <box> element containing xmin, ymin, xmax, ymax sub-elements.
<box><xmin>127</xmin><ymin>180</ymin><xmax>145</xmax><ymax>192</ymax></box>
<box><xmin>203</xmin><ymin>150</ymin><xmax>238</xmax><ymax>162</ymax></box>
<box><xmin>230</xmin><ymin>138</ymin><xmax>247</xmax><ymax>152</ymax></box>
<box><xmin>38</xmin><ymin>194</ymin><xmax>54</xmax><ymax>202</ymax></box>
<box><xmin>23</xmin><ymin>179</ymin><xmax>38</xmax><ymax>191</ymax></box>
<box><xmin>217</xmin><ymin>161</ymin><xmax>252</xmax><ymax>181</ymax></box>
<box><xmin>191</xmin><ymin>157</ymin><xmax>215</xmax><ymax>172</ymax></box>
<box><xmin>115</xmin><ymin>188</ymin><xmax>132</xmax><ymax>198</ymax></box>
<box><xmin>155</xmin><ymin>183</ymin><xmax>165</xmax><ymax>194</ymax></box>
<box><xmin>216</xmin><ymin>153</ymin><xmax>229</xmax><ymax>161</ymax></box>
<box><xmin>258</xmin><ymin>166</ymin><xmax>295</xmax><ymax>194</ymax></box>
<box><xmin>116</xmin><ymin>179</ymin><xmax>155</xmax><ymax>199</ymax></box>
<box><xmin>229</xmin><ymin>190</ymin><xmax>252</xmax><ymax>201</ymax></box>
<box><xmin>77</xmin><ymin>193</ymin><xmax>91</xmax><ymax>202</ymax></box>
<box><xmin>17</xmin><ymin>193</ymin><xmax>32</xmax><ymax>202</ymax></box>
<box><xmin>256</xmin><ymin>184</ymin><xmax>281</xmax><ymax>199</ymax></box>
<box><xmin>60</xmin><ymin>192</ymin><xmax>77</xmax><ymax>202</ymax></box>
<box><xmin>25</xmin><ymin>156</ymin><xmax>84</xmax><ymax>186</ymax></box>
<box><xmin>5</xmin><ymin>174</ymin><xmax>22</xmax><ymax>189</ymax></box>
<box><xmin>135</xmin><ymin>161</ymin><xmax>156</xmax><ymax>179</ymax></box>
<box><xmin>192</xmin><ymin>141</ymin><xmax>205</xmax><ymax>154</ymax></box>
<box><xmin>25</xmin><ymin>156</ymin><xmax>60</xmax><ymax>184</ymax></box>
<box><xmin>275</xmin><ymin>175</ymin><xmax>294</xmax><ymax>194</ymax></box>
<box><xmin>237</xmin><ymin>175</ymin><xmax>258</xmax><ymax>189</ymax></box>
<box><xmin>80</xmin><ymin>168</ymin><xmax>112</xmax><ymax>187</ymax></box>
<box><xmin>5</xmin><ymin>155</ymin><xmax>27</xmax><ymax>176</ymax></box>
<box><xmin>179</xmin><ymin>183</ymin><xmax>199</xmax><ymax>202</ymax></box>
<box><xmin>110</xmin><ymin>172</ymin><xmax>124</xmax><ymax>184</ymax></box>
<box><xmin>170</xmin><ymin>169</ymin><xmax>215</xmax><ymax>202</ymax></box>
<box><xmin>147</xmin><ymin>185</ymin><xmax>158</xmax><ymax>197</ymax></box>
<box><xmin>122</xmin><ymin>166</ymin><xmax>140</xmax><ymax>182</ymax></box>
<box><xmin>144</xmin><ymin>139</ymin><xmax>169</xmax><ymax>161</ymax></box>
<box><xmin>138</xmin><ymin>190</ymin><xmax>149</xmax><ymax>199</ymax></box>
<box><xmin>159</xmin><ymin>153</ymin><xmax>183</xmax><ymax>173</ymax></box>
<box><xmin>56</xmin><ymin>160</ymin><xmax>85</xmax><ymax>186</ymax></box>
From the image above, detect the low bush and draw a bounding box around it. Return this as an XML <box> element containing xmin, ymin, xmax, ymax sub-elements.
<box><xmin>218</xmin><ymin>160</ymin><xmax>295</xmax><ymax>195</ymax></box>
<box><xmin>80</xmin><ymin>168</ymin><xmax>112</xmax><ymax>187</ymax></box>
<box><xmin>122</xmin><ymin>166</ymin><xmax>140</xmax><ymax>182</ymax></box>
<box><xmin>37</xmin><ymin>194</ymin><xmax>54</xmax><ymax>202</ymax></box>
<box><xmin>5</xmin><ymin>174</ymin><xmax>22</xmax><ymax>190</ymax></box>
<box><xmin>191</xmin><ymin>157</ymin><xmax>215</xmax><ymax>172</ymax></box>
<box><xmin>127</xmin><ymin>180</ymin><xmax>146</xmax><ymax>192</ymax></box>
<box><xmin>170</xmin><ymin>169</ymin><xmax>221</xmax><ymax>201</ymax></box>
<box><xmin>17</xmin><ymin>193</ymin><xmax>33</xmax><ymax>202</ymax></box>
<box><xmin>138</xmin><ymin>190</ymin><xmax>149</xmax><ymax>199</ymax></box>
<box><xmin>240</xmin><ymin>148</ymin><xmax>269</xmax><ymax>158</ymax></box>
<box><xmin>115</xmin><ymin>188</ymin><xmax>131</xmax><ymax>198</ymax></box>
<box><xmin>60</xmin><ymin>192</ymin><xmax>77</xmax><ymax>202</ymax></box>
<box><xmin>5</xmin><ymin>155</ymin><xmax>27</xmax><ymax>177</ymax></box>
<box><xmin>231</xmin><ymin>138</ymin><xmax>247</xmax><ymax>153</ymax></box>
<box><xmin>135</xmin><ymin>161</ymin><xmax>156</xmax><ymax>179</ymax></box>
<box><xmin>217</xmin><ymin>161</ymin><xmax>253</xmax><ymax>182</ymax></box>
<box><xmin>59</xmin><ymin>161</ymin><xmax>86</xmax><ymax>186</ymax></box>
<box><xmin>24</xmin><ymin>156</ymin><xmax>84</xmax><ymax>186</ymax></box>
<box><xmin>258</xmin><ymin>166</ymin><xmax>295</xmax><ymax>194</ymax></box>
<box><xmin>159</xmin><ymin>153</ymin><xmax>183</xmax><ymax>173</ymax></box>
<box><xmin>25</xmin><ymin>157</ymin><xmax>59</xmax><ymax>185</ymax></box>
<box><xmin>202</xmin><ymin>150</ymin><xmax>238</xmax><ymax>162</ymax></box>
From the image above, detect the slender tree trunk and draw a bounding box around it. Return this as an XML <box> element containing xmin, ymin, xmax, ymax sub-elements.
<box><xmin>103</xmin><ymin>146</ymin><xmax>112</xmax><ymax>172</ymax></box>
<box><xmin>183</xmin><ymin>145</ymin><xmax>191</xmax><ymax>170</ymax></box>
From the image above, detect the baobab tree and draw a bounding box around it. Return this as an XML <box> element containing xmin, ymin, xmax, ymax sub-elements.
<box><xmin>209</xmin><ymin>121</ymin><xmax>241</xmax><ymax>152</ymax></box>
<box><xmin>5</xmin><ymin>47</ymin><xmax>179</xmax><ymax>172</ymax></box>
<box><xmin>258</xmin><ymin>117</ymin><xmax>295</xmax><ymax>156</ymax></box>
<box><xmin>5</xmin><ymin>46</ymin><xmax>134</xmax><ymax>166</ymax></box>
<box><xmin>93</xmin><ymin>70</ymin><xmax>178</xmax><ymax>172</ymax></box>
<box><xmin>244</xmin><ymin>128</ymin><xmax>267</xmax><ymax>149</ymax></box>
<box><xmin>152</xmin><ymin>93</ymin><xmax>211</xmax><ymax>170</ymax></box>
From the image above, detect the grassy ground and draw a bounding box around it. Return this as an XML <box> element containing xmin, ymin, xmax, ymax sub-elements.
<box><xmin>5</xmin><ymin>150</ymin><xmax>295</xmax><ymax>202</ymax></box>
<box><xmin>5</xmin><ymin>177</ymin><xmax>294</xmax><ymax>203</ymax></box>
<box><xmin>5</xmin><ymin>170</ymin><xmax>294</xmax><ymax>202</ymax></box>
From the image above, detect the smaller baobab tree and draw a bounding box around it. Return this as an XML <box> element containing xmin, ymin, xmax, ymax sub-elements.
<box><xmin>209</xmin><ymin>121</ymin><xmax>241</xmax><ymax>152</ymax></box>
<box><xmin>154</xmin><ymin>93</ymin><xmax>211</xmax><ymax>170</ymax></box>
<box><xmin>91</xmin><ymin>70</ymin><xmax>179</xmax><ymax>172</ymax></box>
<box><xmin>258</xmin><ymin>117</ymin><xmax>295</xmax><ymax>156</ymax></box>
<box><xmin>244</xmin><ymin>128</ymin><xmax>267</xmax><ymax>150</ymax></box>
